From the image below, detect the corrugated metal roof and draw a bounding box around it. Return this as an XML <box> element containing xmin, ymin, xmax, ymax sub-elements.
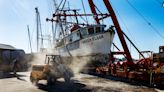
<box><xmin>0</xmin><ymin>44</ymin><xmax>16</xmax><ymax>50</ymax></box>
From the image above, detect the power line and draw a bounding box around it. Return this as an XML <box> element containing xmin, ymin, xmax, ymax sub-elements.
<box><xmin>110</xmin><ymin>1</ymin><xmax>141</xmax><ymax>50</ymax></box>
<box><xmin>114</xmin><ymin>8</ymin><xmax>140</xmax><ymax>48</ymax></box>
<box><xmin>155</xmin><ymin>0</ymin><xmax>162</xmax><ymax>4</ymax></box>
<box><xmin>154</xmin><ymin>0</ymin><xmax>164</xmax><ymax>7</ymax></box>
<box><xmin>126</xmin><ymin>0</ymin><xmax>164</xmax><ymax>39</ymax></box>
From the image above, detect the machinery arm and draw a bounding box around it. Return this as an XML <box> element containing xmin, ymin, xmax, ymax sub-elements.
<box><xmin>102</xmin><ymin>0</ymin><xmax>133</xmax><ymax>62</ymax></box>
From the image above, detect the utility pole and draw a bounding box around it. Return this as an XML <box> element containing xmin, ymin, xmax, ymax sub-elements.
<box><xmin>27</xmin><ymin>25</ymin><xmax>33</xmax><ymax>53</ymax></box>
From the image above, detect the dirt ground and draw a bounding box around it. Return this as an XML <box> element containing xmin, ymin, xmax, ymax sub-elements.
<box><xmin>0</xmin><ymin>72</ymin><xmax>163</xmax><ymax>92</ymax></box>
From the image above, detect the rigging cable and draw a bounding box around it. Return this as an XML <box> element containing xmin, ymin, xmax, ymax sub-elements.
<box><xmin>109</xmin><ymin>1</ymin><xmax>142</xmax><ymax>56</ymax></box>
<box><xmin>154</xmin><ymin>0</ymin><xmax>164</xmax><ymax>9</ymax></box>
<box><xmin>77</xmin><ymin>12</ymin><xmax>89</xmax><ymax>23</ymax></box>
<box><xmin>155</xmin><ymin>0</ymin><xmax>163</xmax><ymax>4</ymax></box>
<box><xmin>126</xmin><ymin>0</ymin><xmax>164</xmax><ymax>39</ymax></box>
<box><xmin>57</xmin><ymin>0</ymin><xmax>72</xmax><ymax>56</ymax></box>
<box><xmin>112</xmin><ymin>5</ymin><xmax>141</xmax><ymax>50</ymax></box>
<box><xmin>53</xmin><ymin>0</ymin><xmax>65</xmax><ymax>37</ymax></box>
<box><xmin>53</xmin><ymin>0</ymin><xmax>64</xmax><ymax>15</ymax></box>
<box><xmin>81</xmin><ymin>0</ymin><xmax>89</xmax><ymax>24</ymax></box>
<box><xmin>67</xmin><ymin>2</ymin><xmax>77</xmax><ymax>25</ymax></box>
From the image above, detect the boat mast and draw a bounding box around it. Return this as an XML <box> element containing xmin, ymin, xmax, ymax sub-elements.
<box><xmin>88</xmin><ymin>0</ymin><xmax>100</xmax><ymax>24</ymax></box>
<box><xmin>27</xmin><ymin>25</ymin><xmax>33</xmax><ymax>53</ymax></box>
<box><xmin>35</xmin><ymin>7</ymin><xmax>43</xmax><ymax>52</ymax></box>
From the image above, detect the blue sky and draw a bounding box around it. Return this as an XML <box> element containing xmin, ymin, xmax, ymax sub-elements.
<box><xmin>0</xmin><ymin>0</ymin><xmax>163</xmax><ymax>59</ymax></box>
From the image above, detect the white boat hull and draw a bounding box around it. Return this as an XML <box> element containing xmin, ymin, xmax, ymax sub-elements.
<box><xmin>56</xmin><ymin>31</ymin><xmax>114</xmax><ymax>57</ymax></box>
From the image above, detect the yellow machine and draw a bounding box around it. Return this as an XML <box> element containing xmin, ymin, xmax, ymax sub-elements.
<box><xmin>30</xmin><ymin>55</ymin><xmax>73</xmax><ymax>85</ymax></box>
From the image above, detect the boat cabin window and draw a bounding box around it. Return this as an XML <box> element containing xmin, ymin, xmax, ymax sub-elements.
<box><xmin>74</xmin><ymin>31</ymin><xmax>81</xmax><ymax>41</ymax></box>
<box><xmin>88</xmin><ymin>27</ymin><xmax>94</xmax><ymax>34</ymax></box>
<box><xmin>95</xmin><ymin>27</ymin><xmax>101</xmax><ymax>33</ymax></box>
<box><xmin>65</xmin><ymin>35</ymin><xmax>72</xmax><ymax>44</ymax></box>
<box><xmin>76</xmin><ymin>31</ymin><xmax>80</xmax><ymax>37</ymax></box>
<box><xmin>80</xmin><ymin>28</ymin><xmax>88</xmax><ymax>36</ymax></box>
<box><xmin>66</xmin><ymin>31</ymin><xmax>81</xmax><ymax>44</ymax></box>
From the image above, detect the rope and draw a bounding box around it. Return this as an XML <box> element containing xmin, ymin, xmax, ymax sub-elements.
<box><xmin>81</xmin><ymin>0</ymin><xmax>89</xmax><ymax>24</ymax></box>
<box><xmin>76</xmin><ymin>12</ymin><xmax>89</xmax><ymax>23</ymax></box>
<box><xmin>126</xmin><ymin>0</ymin><xmax>164</xmax><ymax>39</ymax></box>
<box><xmin>53</xmin><ymin>0</ymin><xmax>64</xmax><ymax>15</ymax></box>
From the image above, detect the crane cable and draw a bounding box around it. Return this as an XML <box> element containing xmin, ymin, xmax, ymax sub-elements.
<box><xmin>126</xmin><ymin>0</ymin><xmax>164</xmax><ymax>39</ymax></box>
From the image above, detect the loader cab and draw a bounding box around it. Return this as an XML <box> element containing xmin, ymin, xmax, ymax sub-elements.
<box><xmin>159</xmin><ymin>46</ymin><xmax>164</xmax><ymax>53</ymax></box>
<box><xmin>44</xmin><ymin>54</ymin><xmax>62</xmax><ymax>65</ymax></box>
<box><xmin>153</xmin><ymin>46</ymin><xmax>164</xmax><ymax>64</ymax></box>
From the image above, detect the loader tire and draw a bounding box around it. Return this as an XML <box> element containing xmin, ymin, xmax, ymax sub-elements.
<box><xmin>64</xmin><ymin>72</ymin><xmax>71</xmax><ymax>83</ymax></box>
<box><xmin>30</xmin><ymin>76</ymin><xmax>38</xmax><ymax>86</ymax></box>
<box><xmin>47</xmin><ymin>76</ymin><xmax>56</xmax><ymax>85</ymax></box>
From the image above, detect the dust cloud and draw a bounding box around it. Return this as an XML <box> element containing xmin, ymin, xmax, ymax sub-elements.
<box><xmin>68</xmin><ymin>56</ymin><xmax>90</xmax><ymax>74</ymax></box>
<box><xmin>25</xmin><ymin>52</ymin><xmax>47</xmax><ymax>71</ymax></box>
<box><xmin>29</xmin><ymin>53</ymin><xmax>46</xmax><ymax>65</ymax></box>
<box><xmin>64</xmin><ymin>54</ymin><xmax>108</xmax><ymax>75</ymax></box>
<box><xmin>26</xmin><ymin>51</ymin><xmax>108</xmax><ymax>79</ymax></box>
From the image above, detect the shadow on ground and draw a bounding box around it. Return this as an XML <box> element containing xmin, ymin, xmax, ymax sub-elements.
<box><xmin>87</xmin><ymin>72</ymin><xmax>164</xmax><ymax>90</ymax></box>
<box><xmin>37</xmin><ymin>80</ymin><xmax>92</xmax><ymax>92</ymax></box>
<box><xmin>0</xmin><ymin>72</ymin><xmax>26</xmax><ymax>79</ymax></box>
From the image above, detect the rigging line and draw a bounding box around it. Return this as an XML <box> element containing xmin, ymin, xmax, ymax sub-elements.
<box><xmin>53</xmin><ymin>0</ymin><xmax>64</xmax><ymax>15</ymax></box>
<box><xmin>68</xmin><ymin>11</ymin><xmax>76</xmax><ymax>24</ymax></box>
<box><xmin>110</xmin><ymin>1</ymin><xmax>141</xmax><ymax>51</ymax></box>
<box><xmin>155</xmin><ymin>0</ymin><xmax>162</xmax><ymax>4</ymax></box>
<box><xmin>81</xmin><ymin>0</ymin><xmax>89</xmax><ymax>24</ymax></box>
<box><xmin>113</xmin><ymin>6</ymin><xmax>141</xmax><ymax>49</ymax></box>
<box><xmin>54</xmin><ymin>0</ymin><xmax>66</xmax><ymax>36</ymax></box>
<box><xmin>77</xmin><ymin>12</ymin><xmax>88</xmax><ymax>23</ymax></box>
<box><xmin>37</xmin><ymin>9</ymin><xmax>44</xmax><ymax>49</ymax></box>
<box><xmin>56</xmin><ymin>0</ymin><xmax>67</xmax><ymax>36</ymax></box>
<box><xmin>59</xmin><ymin>0</ymin><xmax>72</xmax><ymax>57</ymax></box>
<box><xmin>153</xmin><ymin>0</ymin><xmax>164</xmax><ymax>8</ymax></box>
<box><xmin>126</xmin><ymin>0</ymin><xmax>164</xmax><ymax>39</ymax></box>
<box><xmin>67</xmin><ymin>2</ymin><xmax>77</xmax><ymax>24</ymax></box>
<box><xmin>94</xmin><ymin>4</ymin><xmax>105</xmax><ymax>24</ymax></box>
<box><xmin>122</xmin><ymin>30</ymin><xmax>145</xmax><ymax>59</ymax></box>
<box><xmin>66</xmin><ymin>2</ymin><xmax>73</xmax><ymax>23</ymax></box>
<box><xmin>60</xmin><ymin>0</ymin><xmax>67</xmax><ymax>30</ymax></box>
<box><xmin>94</xmin><ymin>5</ymin><xmax>105</xmax><ymax>24</ymax></box>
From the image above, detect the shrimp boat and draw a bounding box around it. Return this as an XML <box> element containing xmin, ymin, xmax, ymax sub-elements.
<box><xmin>55</xmin><ymin>24</ymin><xmax>115</xmax><ymax>57</ymax></box>
<box><xmin>51</xmin><ymin>12</ymin><xmax>115</xmax><ymax>57</ymax></box>
<box><xmin>46</xmin><ymin>0</ymin><xmax>118</xmax><ymax>67</ymax></box>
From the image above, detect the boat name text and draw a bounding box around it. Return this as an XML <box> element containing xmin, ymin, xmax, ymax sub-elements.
<box><xmin>82</xmin><ymin>35</ymin><xmax>104</xmax><ymax>43</ymax></box>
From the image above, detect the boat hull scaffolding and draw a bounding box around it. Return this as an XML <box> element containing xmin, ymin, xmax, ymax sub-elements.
<box><xmin>56</xmin><ymin>31</ymin><xmax>114</xmax><ymax>57</ymax></box>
